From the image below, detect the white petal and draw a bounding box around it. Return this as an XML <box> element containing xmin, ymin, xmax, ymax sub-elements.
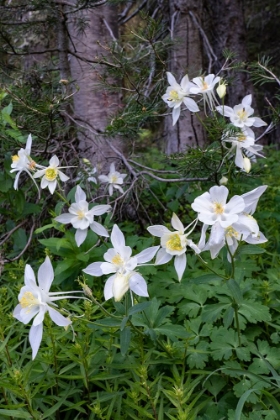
<box><xmin>136</xmin><ymin>246</ymin><xmax>160</xmax><ymax>264</ymax></box>
<box><xmin>13</xmin><ymin>171</ymin><xmax>21</xmax><ymax>190</ymax></box>
<box><xmin>25</xmin><ymin>134</ymin><xmax>32</xmax><ymax>155</ymax></box>
<box><xmin>48</xmin><ymin>306</ymin><xmax>72</xmax><ymax>326</ymax></box>
<box><xmin>33</xmin><ymin>306</ymin><xmax>47</xmax><ymax>326</ymax></box>
<box><xmin>210</xmin><ymin>185</ymin><xmax>229</xmax><ymax>205</ymax></box>
<box><xmin>208</xmin><ymin>222</ymin><xmax>225</xmax><ymax>258</ymax></box>
<box><xmin>104</xmin><ymin>275</ymin><xmax>115</xmax><ymax>300</ymax></box>
<box><xmin>155</xmin><ymin>248</ymin><xmax>173</xmax><ymax>265</ymax></box>
<box><xmin>226</xmin><ymin>195</ymin><xmax>245</xmax><ymax>214</ymax></box>
<box><xmin>75</xmin><ymin>228</ymin><xmax>88</xmax><ymax>247</ymax></box>
<box><xmin>245</xmin><ymin>231</ymin><xmax>267</xmax><ymax>244</ymax></box>
<box><xmin>216</xmin><ymin>105</ymin><xmax>234</xmax><ymax>117</ymax></box>
<box><xmin>24</xmin><ymin>264</ymin><xmax>36</xmax><ymax>286</ymax></box>
<box><xmin>100</xmin><ymin>262</ymin><xmax>117</xmax><ymax>275</ymax></box>
<box><xmin>55</xmin><ymin>213</ymin><xmax>74</xmax><ymax>224</ymax></box>
<box><xmin>111</xmin><ymin>225</ymin><xmax>125</xmax><ymax>250</ymax></box>
<box><xmin>90</xmin><ymin>221</ymin><xmax>109</xmax><ymax>237</ymax></box>
<box><xmin>147</xmin><ymin>225</ymin><xmax>170</xmax><ymax>237</ymax></box>
<box><xmin>90</xmin><ymin>204</ymin><xmax>111</xmax><ymax>216</ymax></box>
<box><xmin>83</xmin><ymin>262</ymin><xmax>103</xmax><ymax>276</ymax></box>
<box><xmin>166</xmin><ymin>72</ymin><xmax>177</xmax><ymax>86</ymax></box>
<box><xmin>113</xmin><ymin>274</ymin><xmax>129</xmax><ymax>301</ymax></box>
<box><xmin>75</xmin><ymin>185</ymin><xmax>86</xmax><ymax>202</ymax></box>
<box><xmin>183</xmin><ymin>97</ymin><xmax>199</xmax><ymax>112</ymax></box>
<box><xmin>29</xmin><ymin>323</ymin><xmax>43</xmax><ymax>360</ymax></box>
<box><xmin>33</xmin><ymin>169</ymin><xmax>46</xmax><ymax>179</ymax></box>
<box><xmin>241</xmin><ymin>185</ymin><xmax>267</xmax><ymax>214</ymax></box>
<box><xmin>48</xmin><ymin>180</ymin><xmax>57</xmax><ymax>194</ymax></box>
<box><xmin>252</xmin><ymin>117</ymin><xmax>267</xmax><ymax>127</ymax></box>
<box><xmin>172</xmin><ymin>107</ymin><xmax>181</xmax><ymax>125</ymax></box>
<box><xmin>98</xmin><ymin>175</ymin><xmax>109</xmax><ymax>183</ymax></box>
<box><xmin>37</xmin><ymin>257</ymin><xmax>54</xmax><ymax>292</ymax></box>
<box><xmin>58</xmin><ymin>171</ymin><xmax>69</xmax><ymax>182</ymax></box>
<box><xmin>129</xmin><ymin>273</ymin><xmax>149</xmax><ymax>297</ymax></box>
<box><xmin>198</xmin><ymin>224</ymin><xmax>209</xmax><ymax>250</ymax></box>
<box><xmin>242</xmin><ymin>94</ymin><xmax>252</xmax><ymax>107</ymax></box>
<box><xmin>49</xmin><ymin>155</ymin><xmax>59</xmax><ymax>167</ymax></box>
<box><xmin>171</xmin><ymin>213</ymin><xmax>184</xmax><ymax>232</ymax></box>
<box><xmin>174</xmin><ymin>253</ymin><xmax>186</xmax><ymax>281</ymax></box>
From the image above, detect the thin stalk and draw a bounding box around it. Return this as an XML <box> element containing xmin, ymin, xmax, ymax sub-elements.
<box><xmin>48</xmin><ymin>327</ymin><xmax>61</xmax><ymax>420</ymax></box>
<box><xmin>196</xmin><ymin>254</ymin><xmax>229</xmax><ymax>280</ymax></box>
<box><xmin>234</xmin><ymin>304</ymin><xmax>241</xmax><ymax>347</ymax></box>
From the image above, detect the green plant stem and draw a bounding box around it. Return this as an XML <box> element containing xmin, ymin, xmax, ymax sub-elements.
<box><xmin>234</xmin><ymin>304</ymin><xmax>241</xmax><ymax>347</ymax></box>
<box><xmin>196</xmin><ymin>254</ymin><xmax>229</xmax><ymax>280</ymax></box>
<box><xmin>54</xmin><ymin>190</ymin><xmax>70</xmax><ymax>206</ymax></box>
<box><xmin>48</xmin><ymin>327</ymin><xmax>61</xmax><ymax>420</ymax></box>
<box><xmin>88</xmin><ymin>295</ymin><xmax>123</xmax><ymax>319</ymax></box>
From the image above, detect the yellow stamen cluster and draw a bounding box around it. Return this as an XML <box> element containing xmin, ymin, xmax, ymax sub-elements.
<box><xmin>237</xmin><ymin>108</ymin><xmax>247</xmax><ymax>120</ymax></box>
<box><xmin>213</xmin><ymin>202</ymin><xmax>224</xmax><ymax>214</ymax></box>
<box><xmin>28</xmin><ymin>160</ymin><xmax>36</xmax><ymax>171</ymax></box>
<box><xmin>12</xmin><ymin>155</ymin><xmax>19</xmax><ymax>162</ymax></box>
<box><xmin>226</xmin><ymin>227</ymin><xmax>239</xmax><ymax>238</ymax></box>
<box><xmin>112</xmin><ymin>254</ymin><xmax>124</xmax><ymax>266</ymax></box>
<box><xmin>45</xmin><ymin>167</ymin><xmax>58</xmax><ymax>181</ymax></box>
<box><xmin>110</xmin><ymin>174</ymin><xmax>119</xmax><ymax>184</ymax></box>
<box><xmin>168</xmin><ymin>90</ymin><xmax>180</xmax><ymax>101</ymax></box>
<box><xmin>238</xmin><ymin>134</ymin><xmax>246</xmax><ymax>142</ymax></box>
<box><xmin>166</xmin><ymin>233</ymin><xmax>183</xmax><ymax>251</ymax></box>
<box><xmin>201</xmin><ymin>80</ymin><xmax>209</xmax><ymax>91</ymax></box>
<box><xmin>20</xmin><ymin>291</ymin><xmax>39</xmax><ymax>312</ymax></box>
<box><xmin>77</xmin><ymin>210</ymin><xmax>86</xmax><ymax>220</ymax></box>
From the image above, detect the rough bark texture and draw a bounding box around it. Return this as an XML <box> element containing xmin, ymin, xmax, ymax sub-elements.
<box><xmin>205</xmin><ymin>0</ymin><xmax>254</xmax><ymax>106</ymax></box>
<box><xmin>67</xmin><ymin>3</ymin><xmax>123</xmax><ymax>171</ymax></box>
<box><xmin>165</xmin><ymin>0</ymin><xmax>206</xmax><ymax>155</ymax></box>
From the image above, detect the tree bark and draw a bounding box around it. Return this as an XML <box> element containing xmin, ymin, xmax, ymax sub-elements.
<box><xmin>67</xmin><ymin>2</ymin><xmax>123</xmax><ymax>171</ymax></box>
<box><xmin>165</xmin><ymin>0</ymin><xmax>206</xmax><ymax>155</ymax></box>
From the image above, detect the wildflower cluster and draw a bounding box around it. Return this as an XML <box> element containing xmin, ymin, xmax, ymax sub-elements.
<box><xmin>11</xmin><ymin>69</ymin><xmax>270</xmax><ymax>363</ymax></box>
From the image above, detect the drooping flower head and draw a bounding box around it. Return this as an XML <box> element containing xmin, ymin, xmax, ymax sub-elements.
<box><xmin>216</xmin><ymin>94</ymin><xmax>267</xmax><ymax>128</ymax></box>
<box><xmin>55</xmin><ymin>185</ymin><xmax>111</xmax><ymax>246</ymax></box>
<box><xmin>33</xmin><ymin>155</ymin><xmax>70</xmax><ymax>194</ymax></box>
<box><xmin>98</xmin><ymin>163</ymin><xmax>127</xmax><ymax>196</ymax></box>
<box><xmin>13</xmin><ymin>257</ymin><xmax>84</xmax><ymax>359</ymax></box>
<box><xmin>147</xmin><ymin>213</ymin><xmax>200</xmax><ymax>281</ymax></box>
<box><xmin>10</xmin><ymin>134</ymin><xmax>39</xmax><ymax>191</ymax></box>
<box><xmin>162</xmin><ymin>72</ymin><xmax>199</xmax><ymax>125</ymax></box>
<box><xmin>222</xmin><ymin>128</ymin><xmax>264</xmax><ymax>171</ymax></box>
<box><xmin>190</xmin><ymin>74</ymin><xmax>221</xmax><ymax>112</ymax></box>
<box><xmin>83</xmin><ymin>224</ymin><xmax>159</xmax><ymax>301</ymax></box>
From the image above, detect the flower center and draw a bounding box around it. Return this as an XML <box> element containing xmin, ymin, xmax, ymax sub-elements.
<box><xmin>166</xmin><ymin>233</ymin><xmax>183</xmax><ymax>251</ymax></box>
<box><xmin>201</xmin><ymin>80</ymin><xmax>209</xmax><ymax>91</ymax></box>
<box><xmin>112</xmin><ymin>254</ymin><xmax>124</xmax><ymax>266</ymax></box>
<box><xmin>237</xmin><ymin>134</ymin><xmax>246</xmax><ymax>142</ymax></box>
<box><xmin>168</xmin><ymin>90</ymin><xmax>180</xmax><ymax>101</ymax></box>
<box><xmin>226</xmin><ymin>227</ymin><xmax>239</xmax><ymax>238</ymax></box>
<box><xmin>45</xmin><ymin>167</ymin><xmax>58</xmax><ymax>181</ymax></box>
<box><xmin>237</xmin><ymin>108</ymin><xmax>247</xmax><ymax>120</ymax></box>
<box><xmin>20</xmin><ymin>291</ymin><xmax>40</xmax><ymax>312</ymax></box>
<box><xmin>77</xmin><ymin>210</ymin><xmax>86</xmax><ymax>220</ymax></box>
<box><xmin>110</xmin><ymin>174</ymin><xmax>119</xmax><ymax>184</ymax></box>
<box><xmin>213</xmin><ymin>202</ymin><xmax>224</xmax><ymax>214</ymax></box>
<box><xmin>12</xmin><ymin>155</ymin><xmax>19</xmax><ymax>162</ymax></box>
<box><xmin>28</xmin><ymin>159</ymin><xmax>36</xmax><ymax>170</ymax></box>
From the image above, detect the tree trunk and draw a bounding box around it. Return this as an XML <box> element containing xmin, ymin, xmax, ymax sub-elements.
<box><xmin>205</xmin><ymin>0</ymin><xmax>254</xmax><ymax>106</ymax></box>
<box><xmin>67</xmin><ymin>3</ymin><xmax>123</xmax><ymax>171</ymax></box>
<box><xmin>165</xmin><ymin>0</ymin><xmax>206</xmax><ymax>155</ymax></box>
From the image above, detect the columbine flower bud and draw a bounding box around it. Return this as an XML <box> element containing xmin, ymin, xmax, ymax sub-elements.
<box><xmin>243</xmin><ymin>157</ymin><xmax>251</xmax><ymax>173</ymax></box>
<box><xmin>219</xmin><ymin>175</ymin><xmax>228</xmax><ymax>185</ymax></box>
<box><xmin>216</xmin><ymin>82</ymin><xmax>227</xmax><ymax>99</ymax></box>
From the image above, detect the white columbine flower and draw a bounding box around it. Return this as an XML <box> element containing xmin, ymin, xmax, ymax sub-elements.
<box><xmin>198</xmin><ymin>186</ymin><xmax>267</xmax><ymax>259</ymax></box>
<box><xmin>190</xmin><ymin>74</ymin><xmax>221</xmax><ymax>111</ymax></box>
<box><xmin>13</xmin><ymin>256</ymin><xmax>84</xmax><ymax>359</ymax></box>
<box><xmin>55</xmin><ymin>185</ymin><xmax>111</xmax><ymax>247</ymax></box>
<box><xmin>98</xmin><ymin>163</ymin><xmax>127</xmax><ymax>196</ymax></box>
<box><xmin>191</xmin><ymin>185</ymin><xmax>245</xmax><ymax>228</ymax></box>
<box><xmin>83</xmin><ymin>224</ymin><xmax>159</xmax><ymax>301</ymax></box>
<box><xmin>162</xmin><ymin>72</ymin><xmax>199</xmax><ymax>125</ymax></box>
<box><xmin>10</xmin><ymin>134</ymin><xmax>39</xmax><ymax>190</ymax></box>
<box><xmin>33</xmin><ymin>155</ymin><xmax>70</xmax><ymax>194</ymax></box>
<box><xmin>147</xmin><ymin>213</ymin><xmax>200</xmax><ymax>281</ymax></box>
<box><xmin>223</xmin><ymin>128</ymin><xmax>264</xmax><ymax>171</ymax></box>
<box><xmin>216</xmin><ymin>94</ymin><xmax>267</xmax><ymax>128</ymax></box>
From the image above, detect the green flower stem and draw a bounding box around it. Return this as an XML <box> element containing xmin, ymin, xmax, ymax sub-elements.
<box><xmin>54</xmin><ymin>190</ymin><xmax>70</xmax><ymax>206</ymax></box>
<box><xmin>48</xmin><ymin>325</ymin><xmax>61</xmax><ymax>420</ymax></box>
<box><xmin>196</xmin><ymin>254</ymin><xmax>229</xmax><ymax>280</ymax></box>
<box><xmin>234</xmin><ymin>304</ymin><xmax>242</xmax><ymax>347</ymax></box>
